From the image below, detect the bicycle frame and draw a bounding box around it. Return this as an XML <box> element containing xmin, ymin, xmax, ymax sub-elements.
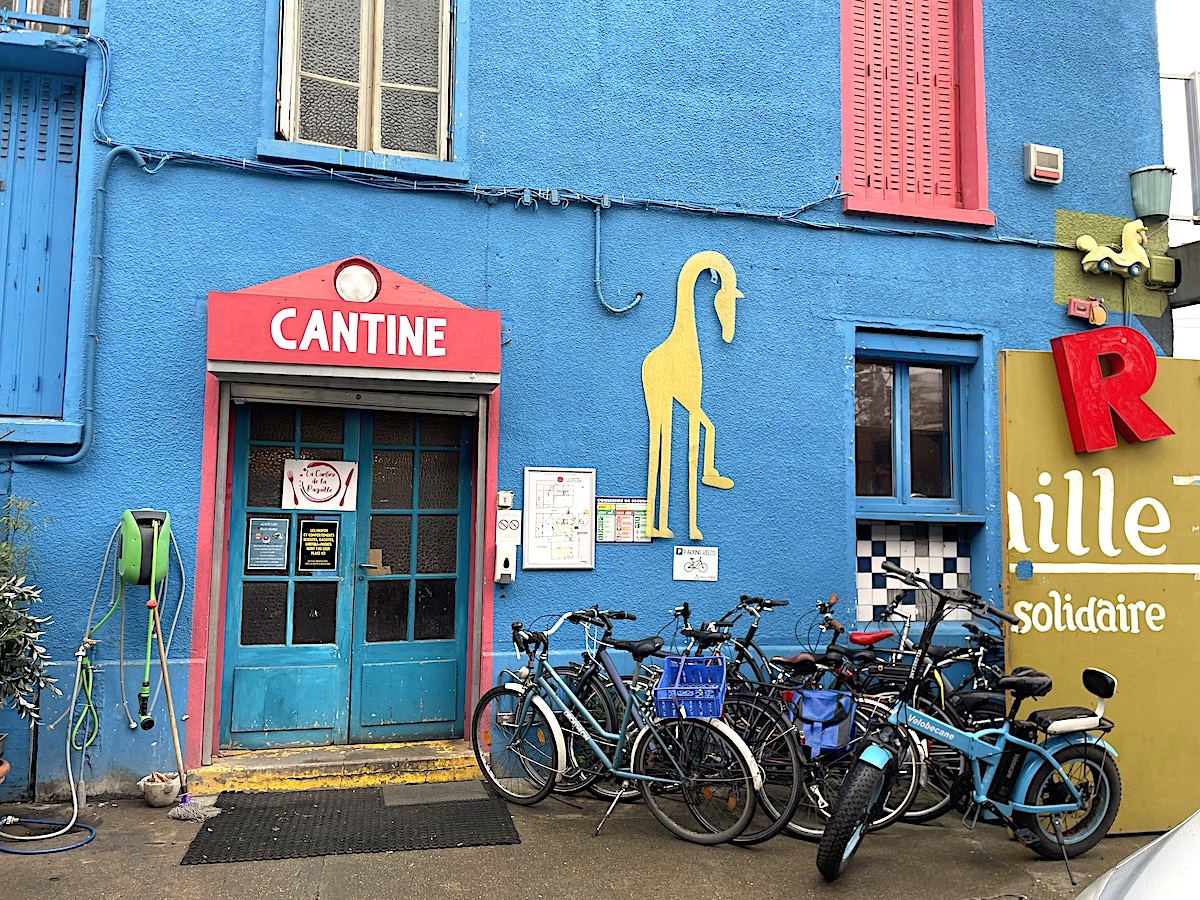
<box><xmin>880</xmin><ymin>702</ymin><xmax>1108</xmax><ymax>818</ymax></box>
<box><xmin>855</xmin><ymin>575</ymin><xmax>1116</xmax><ymax>822</ymax></box>
<box><xmin>511</xmin><ymin>628</ymin><xmax>752</xmax><ymax>790</ymax></box>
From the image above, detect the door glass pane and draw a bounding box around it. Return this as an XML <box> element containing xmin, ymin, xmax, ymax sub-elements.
<box><xmin>248</xmin><ymin>445</ymin><xmax>291</xmax><ymax>507</ymax></box>
<box><xmin>293</xmin><ymin>581</ymin><xmax>338</xmax><ymax>644</ymax></box>
<box><xmin>374</xmin><ymin>411</ymin><xmax>415</xmax><ymax>446</ymax></box>
<box><xmin>414</xmin><ymin>578</ymin><xmax>454</xmax><ymax>640</ymax></box>
<box><xmin>249</xmin><ymin>404</ymin><xmax>295</xmax><ymax>441</ymax></box>
<box><xmin>416</xmin><ymin>515</ymin><xmax>456</xmax><ymax>573</ymax></box>
<box><xmin>300</xmin><ymin>406</ymin><xmax>345</xmax><ymax>444</ymax></box>
<box><xmin>367</xmin><ymin>580</ymin><xmax>409</xmax><ymax>642</ymax></box>
<box><xmin>370</xmin><ymin>514</ymin><xmax>412</xmax><ymax>574</ymax></box>
<box><xmin>420</xmin><ymin>415</ymin><xmax>459</xmax><ymax>447</ymax></box>
<box><xmin>373</xmin><ymin>450</ymin><xmax>414</xmax><ymax>509</ymax></box>
<box><xmin>417</xmin><ymin>450</ymin><xmax>458</xmax><ymax>508</ymax></box>
<box><xmin>910</xmin><ymin>366</ymin><xmax>952</xmax><ymax>498</ymax></box>
<box><xmin>855</xmin><ymin>361</ymin><xmax>894</xmax><ymax>497</ymax></box>
<box><xmin>241</xmin><ymin>582</ymin><xmax>288</xmax><ymax>645</ymax></box>
<box><xmin>299</xmin><ymin>446</ymin><xmax>344</xmax><ymax>461</ymax></box>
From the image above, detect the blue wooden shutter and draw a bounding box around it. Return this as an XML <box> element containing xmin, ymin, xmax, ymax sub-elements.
<box><xmin>0</xmin><ymin>69</ymin><xmax>82</xmax><ymax>418</ymax></box>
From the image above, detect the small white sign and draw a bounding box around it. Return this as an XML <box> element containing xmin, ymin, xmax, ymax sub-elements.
<box><xmin>673</xmin><ymin>545</ymin><xmax>718</xmax><ymax>582</ymax></box>
<box><xmin>497</xmin><ymin>509</ymin><xmax>522</xmax><ymax>545</ymax></box>
<box><xmin>282</xmin><ymin>459</ymin><xmax>359</xmax><ymax>511</ymax></box>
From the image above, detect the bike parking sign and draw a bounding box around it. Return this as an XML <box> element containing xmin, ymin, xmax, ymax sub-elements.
<box><xmin>673</xmin><ymin>546</ymin><xmax>718</xmax><ymax>582</ymax></box>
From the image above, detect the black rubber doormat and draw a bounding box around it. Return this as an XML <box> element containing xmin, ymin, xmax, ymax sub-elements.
<box><xmin>180</xmin><ymin>786</ymin><xmax>519</xmax><ymax>865</ymax></box>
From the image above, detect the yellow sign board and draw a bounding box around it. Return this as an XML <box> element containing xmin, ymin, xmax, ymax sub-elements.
<box><xmin>1001</xmin><ymin>350</ymin><xmax>1200</xmax><ymax>833</ymax></box>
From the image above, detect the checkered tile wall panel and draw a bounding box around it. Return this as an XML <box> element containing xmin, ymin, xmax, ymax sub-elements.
<box><xmin>855</xmin><ymin>522</ymin><xmax>973</xmax><ymax>623</ymax></box>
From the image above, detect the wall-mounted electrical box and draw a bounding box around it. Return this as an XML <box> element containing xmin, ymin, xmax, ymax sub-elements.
<box><xmin>1024</xmin><ymin>143</ymin><xmax>1064</xmax><ymax>184</ymax></box>
<box><xmin>1146</xmin><ymin>255</ymin><xmax>1182</xmax><ymax>292</ymax></box>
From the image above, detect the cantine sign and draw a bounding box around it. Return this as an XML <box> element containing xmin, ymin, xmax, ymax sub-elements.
<box><xmin>207</xmin><ymin>293</ymin><xmax>501</xmax><ymax>374</ymax></box>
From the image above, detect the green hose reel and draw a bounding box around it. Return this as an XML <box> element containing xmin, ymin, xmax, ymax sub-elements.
<box><xmin>118</xmin><ymin>509</ymin><xmax>171</xmax><ymax>586</ymax></box>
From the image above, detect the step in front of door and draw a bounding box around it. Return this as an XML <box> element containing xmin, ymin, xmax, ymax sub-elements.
<box><xmin>188</xmin><ymin>740</ymin><xmax>480</xmax><ymax>795</ymax></box>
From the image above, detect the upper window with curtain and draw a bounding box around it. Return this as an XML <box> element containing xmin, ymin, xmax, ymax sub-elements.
<box><xmin>840</xmin><ymin>0</ymin><xmax>993</xmax><ymax>227</ymax></box>
<box><xmin>275</xmin><ymin>0</ymin><xmax>455</xmax><ymax>162</ymax></box>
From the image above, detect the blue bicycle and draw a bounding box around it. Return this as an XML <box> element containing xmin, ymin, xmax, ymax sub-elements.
<box><xmin>816</xmin><ymin>561</ymin><xmax>1121</xmax><ymax>881</ymax></box>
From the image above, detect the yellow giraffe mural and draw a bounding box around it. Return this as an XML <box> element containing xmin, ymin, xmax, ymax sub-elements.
<box><xmin>642</xmin><ymin>251</ymin><xmax>741</xmax><ymax>540</ymax></box>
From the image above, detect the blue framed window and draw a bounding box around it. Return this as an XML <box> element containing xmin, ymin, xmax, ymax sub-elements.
<box><xmin>854</xmin><ymin>331</ymin><xmax>981</xmax><ymax>519</ymax></box>
<box><xmin>259</xmin><ymin>0</ymin><xmax>469</xmax><ymax>181</ymax></box>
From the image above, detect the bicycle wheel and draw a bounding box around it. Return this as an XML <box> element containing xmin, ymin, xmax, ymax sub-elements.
<box><xmin>633</xmin><ymin>717</ymin><xmax>758</xmax><ymax>845</ymax></box>
<box><xmin>471</xmin><ymin>685</ymin><xmax>559</xmax><ymax>804</ymax></box>
<box><xmin>815</xmin><ymin>760</ymin><xmax>890</xmax><ymax>881</ymax></box>
<box><xmin>784</xmin><ymin>696</ymin><xmax>917</xmax><ymax>839</ymax></box>
<box><xmin>898</xmin><ymin>695</ymin><xmax>968</xmax><ymax>824</ymax></box>
<box><xmin>550</xmin><ymin>666</ymin><xmax>618</xmax><ymax>795</ymax></box>
<box><xmin>1012</xmin><ymin>743</ymin><xmax>1121</xmax><ymax>859</ymax></box>
<box><xmin>722</xmin><ymin>691</ymin><xmax>803</xmax><ymax>845</ymax></box>
<box><xmin>724</xmin><ymin>638</ymin><xmax>767</xmax><ymax>684</ymax></box>
<box><xmin>900</xmin><ymin>734</ymin><xmax>964</xmax><ymax>824</ymax></box>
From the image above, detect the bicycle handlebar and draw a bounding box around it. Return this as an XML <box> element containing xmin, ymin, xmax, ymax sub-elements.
<box><xmin>513</xmin><ymin>605</ymin><xmax>636</xmax><ymax>655</ymax></box>
<box><xmin>880</xmin><ymin>561</ymin><xmax>1019</xmax><ymax>626</ymax></box>
<box><xmin>739</xmin><ymin>594</ymin><xmax>790</xmax><ymax>609</ymax></box>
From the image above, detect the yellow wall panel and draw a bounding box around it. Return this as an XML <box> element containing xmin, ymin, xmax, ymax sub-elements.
<box><xmin>1001</xmin><ymin>350</ymin><xmax>1200</xmax><ymax>833</ymax></box>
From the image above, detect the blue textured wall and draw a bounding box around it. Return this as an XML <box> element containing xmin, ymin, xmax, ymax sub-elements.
<box><xmin>0</xmin><ymin>0</ymin><xmax>1166</xmax><ymax>793</ymax></box>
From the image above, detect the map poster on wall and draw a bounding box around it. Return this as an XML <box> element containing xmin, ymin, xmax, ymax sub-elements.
<box><xmin>596</xmin><ymin>497</ymin><xmax>651</xmax><ymax>544</ymax></box>
<box><xmin>522</xmin><ymin>467</ymin><xmax>596</xmax><ymax>569</ymax></box>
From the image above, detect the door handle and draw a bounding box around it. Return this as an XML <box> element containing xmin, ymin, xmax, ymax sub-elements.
<box><xmin>358</xmin><ymin>563</ymin><xmax>380</xmax><ymax>569</ymax></box>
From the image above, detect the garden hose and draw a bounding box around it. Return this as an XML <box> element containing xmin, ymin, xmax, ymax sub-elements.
<box><xmin>138</xmin><ymin>597</ymin><xmax>155</xmax><ymax>730</ymax></box>
<box><xmin>7</xmin><ymin>515</ymin><xmax>187</xmax><ymax>854</ymax></box>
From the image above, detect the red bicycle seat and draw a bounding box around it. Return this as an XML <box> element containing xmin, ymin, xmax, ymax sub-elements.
<box><xmin>849</xmin><ymin>630</ymin><xmax>894</xmax><ymax>646</ymax></box>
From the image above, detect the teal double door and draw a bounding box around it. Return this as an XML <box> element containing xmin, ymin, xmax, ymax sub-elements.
<box><xmin>220</xmin><ymin>403</ymin><xmax>473</xmax><ymax>748</ymax></box>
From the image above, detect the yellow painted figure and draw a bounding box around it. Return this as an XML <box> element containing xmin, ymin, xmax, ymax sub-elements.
<box><xmin>642</xmin><ymin>251</ymin><xmax>741</xmax><ymax>540</ymax></box>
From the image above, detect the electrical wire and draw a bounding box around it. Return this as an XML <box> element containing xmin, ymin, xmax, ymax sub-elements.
<box><xmin>62</xmin><ymin>32</ymin><xmax>1078</xmax><ymax>283</ymax></box>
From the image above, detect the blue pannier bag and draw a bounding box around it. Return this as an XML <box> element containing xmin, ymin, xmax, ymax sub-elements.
<box><xmin>796</xmin><ymin>689</ymin><xmax>856</xmax><ymax>755</ymax></box>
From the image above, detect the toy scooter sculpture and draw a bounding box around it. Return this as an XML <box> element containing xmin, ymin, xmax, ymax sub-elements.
<box><xmin>1076</xmin><ymin>219</ymin><xmax>1149</xmax><ymax>278</ymax></box>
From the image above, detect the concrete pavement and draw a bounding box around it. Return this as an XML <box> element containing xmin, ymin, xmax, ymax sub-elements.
<box><xmin>0</xmin><ymin>788</ymin><xmax>1155</xmax><ymax>900</ymax></box>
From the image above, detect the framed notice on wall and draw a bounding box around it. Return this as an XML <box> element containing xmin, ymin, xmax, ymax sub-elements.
<box><xmin>596</xmin><ymin>497</ymin><xmax>650</xmax><ymax>543</ymax></box>
<box><xmin>522</xmin><ymin>467</ymin><xmax>596</xmax><ymax>569</ymax></box>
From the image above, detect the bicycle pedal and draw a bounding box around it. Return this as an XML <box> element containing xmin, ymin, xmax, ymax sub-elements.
<box><xmin>1012</xmin><ymin>827</ymin><xmax>1038</xmax><ymax>846</ymax></box>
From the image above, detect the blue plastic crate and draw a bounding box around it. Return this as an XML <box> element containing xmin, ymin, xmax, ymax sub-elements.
<box><xmin>653</xmin><ymin>656</ymin><xmax>726</xmax><ymax>718</ymax></box>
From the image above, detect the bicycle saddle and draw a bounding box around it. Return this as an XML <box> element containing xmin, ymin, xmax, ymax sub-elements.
<box><xmin>848</xmin><ymin>631</ymin><xmax>893</xmax><ymax>646</ymax></box>
<box><xmin>606</xmin><ymin>636</ymin><xmax>665</xmax><ymax>660</ymax></box>
<box><xmin>996</xmin><ymin>668</ymin><xmax>1053</xmax><ymax>699</ymax></box>
<box><xmin>770</xmin><ymin>651</ymin><xmax>818</xmax><ymax>676</ymax></box>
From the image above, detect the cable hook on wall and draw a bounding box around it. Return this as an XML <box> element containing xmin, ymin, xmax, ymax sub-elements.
<box><xmin>594</xmin><ymin>202</ymin><xmax>643</xmax><ymax>314</ymax></box>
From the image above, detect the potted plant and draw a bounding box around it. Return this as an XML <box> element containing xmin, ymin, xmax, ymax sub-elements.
<box><xmin>0</xmin><ymin>496</ymin><xmax>57</xmax><ymax>786</ymax></box>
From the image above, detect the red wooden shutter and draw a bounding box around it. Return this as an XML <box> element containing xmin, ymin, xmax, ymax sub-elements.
<box><xmin>844</xmin><ymin>0</ymin><xmax>960</xmax><ymax>214</ymax></box>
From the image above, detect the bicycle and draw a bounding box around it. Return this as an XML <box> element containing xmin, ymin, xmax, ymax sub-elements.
<box><xmin>815</xmin><ymin>560</ymin><xmax>1121</xmax><ymax>882</ymax></box>
<box><xmin>472</xmin><ymin>609</ymin><xmax>763</xmax><ymax>844</ymax></box>
<box><xmin>673</xmin><ymin>597</ymin><xmax>922</xmax><ymax>840</ymax></box>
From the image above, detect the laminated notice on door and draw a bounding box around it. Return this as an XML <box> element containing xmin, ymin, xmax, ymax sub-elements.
<box><xmin>298</xmin><ymin>519</ymin><xmax>340</xmax><ymax>571</ymax></box>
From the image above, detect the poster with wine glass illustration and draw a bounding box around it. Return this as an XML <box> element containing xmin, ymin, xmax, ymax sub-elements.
<box><xmin>281</xmin><ymin>459</ymin><xmax>359</xmax><ymax>511</ymax></box>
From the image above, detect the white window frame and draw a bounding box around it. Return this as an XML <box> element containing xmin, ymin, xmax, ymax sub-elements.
<box><xmin>277</xmin><ymin>0</ymin><xmax>452</xmax><ymax>162</ymax></box>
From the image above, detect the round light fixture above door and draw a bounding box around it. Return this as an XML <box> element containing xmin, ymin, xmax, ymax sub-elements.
<box><xmin>334</xmin><ymin>259</ymin><xmax>382</xmax><ymax>302</ymax></box>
